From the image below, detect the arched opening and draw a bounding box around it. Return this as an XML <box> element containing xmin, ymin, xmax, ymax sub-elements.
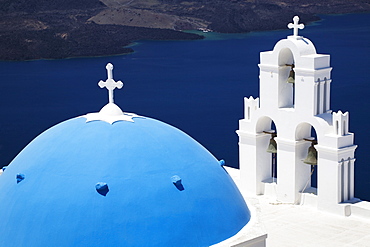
<box><xmin>256</xmin><ymin>117</ymin><xmax>278</xmax><ymax>183</ymax></box>
<box><xmin>278</xmin><ymin>48</ymin><xmax>295</xmax><ymax>108</ymax></box>
<box><xmin>295</xmin><ymin>123</ymin><xmax>318</xmax><ymax>193</ymax></box>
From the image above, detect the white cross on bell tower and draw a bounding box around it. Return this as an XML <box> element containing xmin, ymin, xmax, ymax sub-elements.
<box><xmin>288</xmin><ymin>16</ymin><xmax>305</xmax><ymax>37</ymax></box>
<box><xmin>98</xmin><ymin>63</ymin><xmax>124</xmax><ymax>104</ymax></box>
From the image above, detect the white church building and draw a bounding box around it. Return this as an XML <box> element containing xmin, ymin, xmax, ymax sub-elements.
<box><xmin>0</xmin><ymin>16</ymin><xmax>370</xmax><ymax>247</ymax></box>
<box><xmin>237</xmin><ymin>16</ymin><xmax>357</xmax><ymax>215</ymax></box>
<box><xmin>233</xmin><ymin>16</ymin><xmax>370</xmax><ymax>245</ymax></box>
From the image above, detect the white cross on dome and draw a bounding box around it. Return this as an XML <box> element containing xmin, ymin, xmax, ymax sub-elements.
<box><xmin>83</xmin><ymin>63</ymin><xmax>142</xmax><ymax>124</ymax></box>
<box><xmin>98</xmin><ymin>63</ymin><xmax>123</xmax><ymax>104</ymax></box>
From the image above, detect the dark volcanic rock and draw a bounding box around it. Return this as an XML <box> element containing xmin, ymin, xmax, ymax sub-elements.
<box><xmin>0</xmin><ymin>0</ymin><xmax>369</xmax><ymax>60</ymax></box>
<box><xmin>0</xmin><ymin>2</ymin><xmax>203</xmax><ymax>61</ymax></box>
<box><xmin>0</xmin><ymin>0</ymin><xmax>105</xmax><ymax>13</ymax></box>
<box><xmin>0</xmin><ymin>22</ymin><xmax>203</xmax><ymax>61</ymax></box>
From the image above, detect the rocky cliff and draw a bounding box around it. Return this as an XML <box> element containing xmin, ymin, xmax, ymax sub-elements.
<box><xmin>0</xmin><ymin>0</ymin><xmax>369</xmax><ymax>60</ymax></box>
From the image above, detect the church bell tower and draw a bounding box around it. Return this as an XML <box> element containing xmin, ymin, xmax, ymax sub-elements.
<box><xmin>237</xmin><ymin>16</ymin><xmax>357</xmax><ymax>216</ymax></box>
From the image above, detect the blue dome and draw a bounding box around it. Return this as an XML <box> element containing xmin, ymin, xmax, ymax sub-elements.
<box><xmin>0</xmin><ymin>116</ymin><xmax>250</xmax><ymax>246</ymax></box>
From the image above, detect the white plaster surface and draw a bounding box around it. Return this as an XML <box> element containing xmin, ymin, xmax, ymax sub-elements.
<box><xmin>259</xmin><ymin>195</ymin><xmax>370</xmax><ymax>247</ymax></box>
<box><xmin>226</xmin><ymin>166</ymin><xmax>370</xmax><ymax>247</ymax></box>
<box><xmin>82</xmin><ymin>103</ymin><xmax>143</xmax><ymax>124</ymax></box>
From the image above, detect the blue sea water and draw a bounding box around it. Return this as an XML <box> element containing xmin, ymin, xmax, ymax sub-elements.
<box><xmin>0</xmin><ymin>13</ymin><xmax>369</xmax><ymax>199</ymax></box>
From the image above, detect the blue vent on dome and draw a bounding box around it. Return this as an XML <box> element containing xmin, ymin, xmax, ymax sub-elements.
<box><xmin>171</xmin><ymin>175</ymin><xmax>184</xmax><ymax>191</ymax></box>
<box><xmin>16</xmin><ymin>173</ymin><xmax>25</xmax><ymax>184</ymax></box>
<box><xmin>219</xmin><ymin>159</ymin><xmax>225</xmax><ymax>166</ymax></box>
<box><xmin>95</xmin><ymin>182</ymin><xmax>109</xmax><ymax>196</ymax></box>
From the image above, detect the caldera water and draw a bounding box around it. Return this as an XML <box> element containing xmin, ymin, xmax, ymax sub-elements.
<box><xmin>0</xmin><ymin>13</ymin><xmax>369</xmax><ymax>200</ymax></box>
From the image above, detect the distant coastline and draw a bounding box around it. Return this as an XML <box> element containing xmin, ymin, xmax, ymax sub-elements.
<box><xmin>0</xmin><ymin>0</ymin><xmax>369</xmax><ymax>61</ymax></box>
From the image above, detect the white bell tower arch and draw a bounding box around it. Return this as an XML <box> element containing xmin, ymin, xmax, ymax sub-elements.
<box><xmin>237</xmin><ymin>16</ymin><xmax>357</xmax><ymax>215</ymax></box>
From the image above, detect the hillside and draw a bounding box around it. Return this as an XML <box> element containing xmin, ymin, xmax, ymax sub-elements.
<box><xmin>0</xmin><ymin>0</ymin><xmax>369</xmax><ymax>60</ymax></box>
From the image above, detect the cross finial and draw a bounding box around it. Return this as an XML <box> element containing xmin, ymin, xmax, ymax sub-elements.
<box><xmin>288</xmin><ymin>16</ymin><xmax>304</xmax><ymax>37</ymax></box>
<box><xmin>98</xmin><ymin>63</ymin><xmax>123</xmax><ymax>104</ymax></box>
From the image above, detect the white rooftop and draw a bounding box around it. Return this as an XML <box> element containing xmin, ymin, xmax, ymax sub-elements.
<box><xmin>226</xmin><ymin>166</ymin><xmax>370</xmax><ymax>247</ymax></box>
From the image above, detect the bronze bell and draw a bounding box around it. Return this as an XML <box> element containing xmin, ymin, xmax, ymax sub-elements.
<box><xmin>286</xmin><ymin>64</ymin><xmax>295</xmax><ymax>84</ymax></box>
<box><xmin>303</xmin><ymin>143</ymin><xmax>317</xmax><ymax>165</ymax></box>
<box><xmin>287</xmin><ymin>69</ymin><xmax>295</xmax><ymax>84</ymax></box>
<box><xmin>266</xmin><ymin>137</ymin><xmax>277</xmax><ymax>153</ymax></box>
